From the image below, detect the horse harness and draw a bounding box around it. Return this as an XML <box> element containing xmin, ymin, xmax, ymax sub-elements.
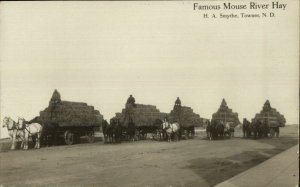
<box><xmin>5</xmin><ymin>119</ymin><xmax>25</xmax><ymax>141</ymax></box>
<box><xmin>17</xmin><ymin>121</ymin><xmax>34</xmax><ymax>137</ymax></box>
<box><xmin>4</xmin><ymin>118</ymin><xmax>17</xmax><ymax>131</ymax></box>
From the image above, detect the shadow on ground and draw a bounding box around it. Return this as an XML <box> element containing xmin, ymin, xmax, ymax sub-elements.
<box><xmin>186</xmin><ymin>136</ymin><xmax>298</xmax><ymax>187</ymax></box>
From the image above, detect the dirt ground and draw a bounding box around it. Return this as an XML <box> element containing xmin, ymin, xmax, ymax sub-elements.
<box><xmin>0</xmin><ymin>125</ymin><xmax>298</xmax><ymax>187</ymax></box>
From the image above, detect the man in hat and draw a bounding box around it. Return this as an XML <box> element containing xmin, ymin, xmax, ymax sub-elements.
<box><xmin>126</xmin><ymin>95</ymin><xmax>136</xmax><ymax>106</ymax></box>
<box><xmin>175</xmin><ymin>97</ymin><xmax>181</xmax><ymax>107</ymax></box>
<box><xmin>49</xmin><ymin>89</ymin><xmax>61</xmax><ymax>105</ymax></box>
<box><xmin>49</xmin><ymin>89</ymin><xmax>61</xmax><ymax>118</ymax></box>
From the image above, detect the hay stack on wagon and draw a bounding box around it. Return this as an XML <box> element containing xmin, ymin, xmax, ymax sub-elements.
<box><xmin>38</xmin><ymin>90</ymin><xmax>103</xmax><ymax>128</ymax></box>
<box><xmin>116</xmin><ymin>104</ymin><xmax>167</xmax><ymax>127</ymax></box>
<box><xmin>252</xmin><ymin>100</ymin><xmax>286</xmax><ymax>127</ymax></box>
<box><xmin>169</xmin><ymin>106</ymin><xmax>202</xmax><ymax>127</ymax></box>
<box><xmin>212</xmin><ymin>99</ymin><xmax>240</xmax><ymax>127</ymax></box>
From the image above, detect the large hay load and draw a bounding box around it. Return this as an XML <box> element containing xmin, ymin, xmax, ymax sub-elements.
<box><xmin>39</xmin><ymin>101</ymin><xmax>103</xmax><ymax>128</ymax></box>
<box><xmin>116</xmin><ymin>104</ymin><xmax>167</xmax><ymax>127</ymax></box>
<box><xmin>37</xmin><ymin>90</ymin><xmax>103</xmax><ymax>145</ymax></box>
<box><xmin>212</xmin><ymin>99</ymin><xmax>240</xmax><ymax>127</ymax></box>
<box><xmin>169</xmin><ymin>106</ymin><xmax>202</xmax><ymax>127</ymax></box>
<box><xmin>167</xmin><ymin>98</ymin><xmax>201</xmax><ymax>139</ymax></box>
<box><xmin>252</xmin><ymin>100</ymin><xmax>286</xmax><ymax>127</ymax></box>
<box><xmin>114</xmin><ymin>95</ymin><xmax>167</xmax><ymax>140</ymax></box>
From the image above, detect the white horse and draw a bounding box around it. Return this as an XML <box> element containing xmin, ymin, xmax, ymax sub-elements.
<box><xmin>17</xmin><ymin>118</ymin><xmax>43</xmax><ymax>150</ymax></box>
<box><xmin>162</xmin><ymin>121</ymin><xmax>180</xmax><ymax>142</ymax></box>
<box><xmin>224</xmin><ymin>122</ymin><xmax>235</xmax><ymax>138</ymax></box>
<box><xmin>2</xmin><ymin>116</ymin><xmax>25</xmax><ymax>150</ymax></box>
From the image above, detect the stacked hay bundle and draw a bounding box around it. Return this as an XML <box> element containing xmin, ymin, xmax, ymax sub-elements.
<box><xmin>38</xmin><ymin>90</ymin><xmax>103</xmax><ymax>128</ymax></box>
<box><xmin>116</xmin><ymin>104</ymin><xmax>167</xmax><ymax>127</ymax></box>
<box><xmin>212</xmin><ymin>99</ymin><xmax>240</xmax><ymax>127</ymax></box>
<box><xmin>169</xmin><ymin>106</ymin><xmax>202</xmax><ymax>127</ymax></box>
<box><xmin>252</xmin><ymin>100</ymin><xmax>286</xmax><ymax>127</ymax></box>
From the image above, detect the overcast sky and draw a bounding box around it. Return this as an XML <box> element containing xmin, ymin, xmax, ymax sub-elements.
<box><xmin>0</xmin><ymin>2</ymin><xmax>298</xmax><ymax>138</ymax></box>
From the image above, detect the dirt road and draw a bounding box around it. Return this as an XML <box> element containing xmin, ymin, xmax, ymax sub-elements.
<box><xmin>0</xmin><ymin>125</ymin><xmax>298</xmax><ymax>187</ymax></box>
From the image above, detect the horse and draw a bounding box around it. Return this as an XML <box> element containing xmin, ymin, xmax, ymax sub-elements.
<box><xmin>256</xmin><ymin>120</ymin><xmax>265</xmax><ymax>138</ymax></box>
<box><xmin>105</xmin><ymin>119</ymin><xmax>116</xmax><ymax>143</ymax></box>
<box><xmin>242</xmin><ymin>118</ymin><xmax>250</xmax><ymax>138</ymax></box>
<box><xmin>247</xmin><ymin>120</ymin><xmax>262</xmax><ymax>139</ymax></box>
<box><xmin>113</xmin><ymin>119</ymin><xmax>123</xmax><ymax>143</ymax></box>
<box><xmin>2</xmin><ymin>116</ymin><xmax>25</xmax><ymax>150</ymax></box>
<box><xmin>102</xmin><ymin>120</ymin><xmax>110</xmax><ymax>143</ymax></box>
<box><xmin>17</xmin><ymin>118</ymin><xmax>43</xmax><ymax>149</ymax></box>
<box><xmin>261</xmin><ymin>119</ymin><xmax>270</xmax><ymax>138</ymax></box>
<box><xmin>216</xmin><ymin>121</ymin><xmax>225</xmax><ymax>139</ymax></box>
<box><xmin>205</xmin><ymin>120</ymin><xmax>213</xmax><ymax>140</ymax></box>
<box><xmin>162</xmin><ymin>121</ymin><xmax>180</xmax><ymax>142</ymax></box>
<box><xmin>158</xmin><ymin>122</ymin><xmax>167</xmax><ymax>141</ymax></box>
<box><xmin>126</xmin><ymin>120</ymin><xmax>136</xmax><ymax>142</ymax></box>
<box><xmin>109</xmin><ymin>117</ymin><xmax>122</xmax><ymax>143</ymax></box>
<box><xmin>270</xmin><ymin>127</ymin><xmax>280</xmax><ymax>138</ymax></box>
<box><xmin>224</xmin><ymin>122</ymin><xmax>231</xmax><ymax>138</ymax></box>
<box><xmin>224</xmin><ymin>122</ymin><xmax>235</xmax><ymax>138</ymax></box>
<box><xmin>151</xmin><ymin>119</ymin><xmax>164</xmax><ymax>141</ymax></box>
<box><xmin>210</xmin><ymin>120</ymin><xmax>224</xmax><ymax>140</ymax></box>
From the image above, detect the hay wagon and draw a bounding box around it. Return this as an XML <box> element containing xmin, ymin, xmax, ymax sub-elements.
<box><xmin>169</xmin><ymin>105</ymin><xmax>201</xmax><ymax>139</ymax></box>
<box><xmin>252</xmin><ymin>100</ymin><xmax>286</xmax><ymax>137</ymax></box>
<box><xmin>34</xmin><ymin>91</ymin><xmax>103</xmax><ymax>145</ymax></box>
<box><xmin>211</xmin><ymin>99</ymin><xmax>240</xmax><ymax>128</ymax></box>
<box><xmin>115</xmin><ymin>103</ymin><xmax>167</xmax><ymax>140</ymax></box>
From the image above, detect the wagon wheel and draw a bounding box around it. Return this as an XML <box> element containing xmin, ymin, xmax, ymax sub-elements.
<box><xmin>64</xmin><ymin>130</ymin><xmax>74</xmax><ymax>145</ymax></box>
<box><xmin>86</xmin><ymin>131</ymin><xmax>95</xmax><ymax>143</ymax></box>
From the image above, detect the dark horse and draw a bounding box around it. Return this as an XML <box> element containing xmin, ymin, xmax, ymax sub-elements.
<box><xmin>102</xmin><ymin>120</ymin><xmax>115</xmax><ymax>143</ymax></box>
<box><xmin>207</xmin><ymin>120</ymin><xmax>224</xmax><ymax>140</ymax></box>
<box><xmin>261</xmin><ymin>119</ymin><xmax>270</xmax><ymax>138</ymax></box>
<box><xmin>270</xmin><ymin>126</ymin><xmax>280</xmax><ymax>138</ymax></box>
<box><xmin>110</xmin><ymin>117</ymin><xmax>123</xmax><ymax>143</ymax></box>
<box><xmin>247</xmin><ymin>119</ymin><xmax>263</xmax><ymax>139</ymax></box>
<box><xmin>214</xmin><ymin>120</ymin><xmax>224</xmax><ymax>139</ymax></box>
<box><xmin>206</xmin><ymin>120</ymin><xmax>213</xmax><ymax>140</ymax></box>
<box><xmin>102</xmin><ymin>120</ymin><xmax>109</xmax><ymax>143</ymax></box>
<box><xmin>126</xmin><ymin>120</ymin><xmax>136</xmax><ymax>141</ymax></box>
<box><xmin>242</xmin><ymin>118</ymin><xmax>250</xmax><ymax>138</ymax></box>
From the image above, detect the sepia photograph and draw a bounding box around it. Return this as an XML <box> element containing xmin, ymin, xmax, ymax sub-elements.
<box><xmin>0</xmin><ymin>1</ymin><xmax>298</xmax><ymax>187</ymax></box>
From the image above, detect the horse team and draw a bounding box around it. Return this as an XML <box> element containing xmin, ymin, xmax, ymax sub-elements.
<box><xmin>242</xmin><ymin>118</ymin><xmax>280</xmax><ymax>139</ymax></box>
<box><xmin>102</xmin><ymin>118</ymin><xmax>181</xmax><ymax>144</ymax></box>
<box><xmin>2</xmin><ymin>115</ymin><xmax>280</xmax><ymax>151</ymax></box>
<box><xmin>2</xmin><ymin>117</ymin><xmax>43</xmax><ymax>150</ymax></box>
<box><xmin>205</xmin><ymin>120</ymin><xmax>235</xmax><ymax>140</ymax></box>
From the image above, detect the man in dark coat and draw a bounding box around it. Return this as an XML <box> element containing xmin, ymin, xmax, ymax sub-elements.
<box><xmin>175</xmin><ymin>97</ymin><xmax>181</xmax><ymax>107</ymax></box>
<box><xmin>49</xmin><ymin>89</ymin><xmax>61</xmax><ymax>105</ymax></box>
<box><xmin>49</xmin><ymin>89</ymin><xmax>61</xmax><ymax>118</ymax></box>
<box><xmin>126</xmin><ymin>95</ymin><xmax>135</xmax><ymax>105</ymax></box>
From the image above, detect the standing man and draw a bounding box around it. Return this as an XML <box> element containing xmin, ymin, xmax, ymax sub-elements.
<box><xmin>49</xmin><ymin>89</ymin><xmax>61</xmax><ymax>105</ymax></box>
<box><xmin>125</xmin><ymin>95</ymin><xmax>136</xmax><ymax>128</ymax></box>
<box><xmin>175</xmin><ymin>97</ymin><xmax>181</xmax><ymax>107</ymax></box>
<box><xmin>126</xmin><ymin>94</ymin><xmax>136</xmax><ymax>107</ymax></box>
<box><xmin>49</xmin><ymin>89</ymin><xmax>61</xmax><ymax>118</ymax></box>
